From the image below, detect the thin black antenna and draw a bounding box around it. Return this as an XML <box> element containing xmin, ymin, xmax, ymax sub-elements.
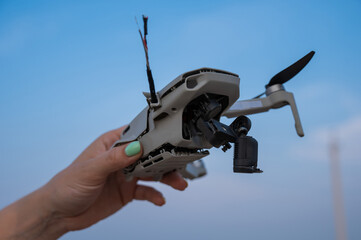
<box><xmin>136</xmin><ymin>15</ymin><xmax>158</xmax><ymax>104</ymax></box>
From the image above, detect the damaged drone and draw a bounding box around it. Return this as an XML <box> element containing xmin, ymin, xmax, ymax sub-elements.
<box><xmin>113</xmin><ymin>16</ymin><xmax>315</xmax><ymax>181</ymax></box>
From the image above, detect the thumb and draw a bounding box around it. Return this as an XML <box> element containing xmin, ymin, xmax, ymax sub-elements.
<box><xmin>92</xmin><ymin>141</ymin><xmax>142</xmax><ymax>177</ymax></box>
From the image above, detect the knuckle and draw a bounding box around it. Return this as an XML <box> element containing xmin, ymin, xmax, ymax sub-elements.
<box><xmin>99</xmin><ymin>131</ymin><xmax>113</xmax><ymax>141</ymax></box>
<box><xmin>137</xmin><ymin>186</ymin><xmax>147</xmax><ymax>199</ymax></box>
<box><xmin>107</xmin><ymin>148</ymin><xmax>123</xmax><ymax>167</ymax></box>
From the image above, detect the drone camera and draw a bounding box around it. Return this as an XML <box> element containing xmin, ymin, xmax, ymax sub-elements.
<box><xmin>231</xmin><ymin>116</ymin><xmax>262</xmax><ymax>173</ymax></box>
<box><xmin>233</xmin><ymin>135</ymin><xmax>261</xmax><ymax>173</ymax></box>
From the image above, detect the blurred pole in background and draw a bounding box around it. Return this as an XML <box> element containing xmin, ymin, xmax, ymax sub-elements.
<box><xmin>329</xmin><ymin>133</ymin><xmax>348</xmax><ymax>240</ymax></box>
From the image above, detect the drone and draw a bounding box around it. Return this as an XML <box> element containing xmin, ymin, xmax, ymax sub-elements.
<box><xmin>113</xmin><ymin>16</ymin><xmax>315</xmax><ymax>181</ymax></box>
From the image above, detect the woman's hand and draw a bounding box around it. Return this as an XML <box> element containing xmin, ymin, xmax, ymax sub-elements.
<box><xmin>0</xmin><ymin>126</ymin><xmax>188</xmax><ymax>239</ymax></box>
<box><xmin>46</xmin><ymin>126</ymin><xmax>188</xmax><ymax>231</ymax></box>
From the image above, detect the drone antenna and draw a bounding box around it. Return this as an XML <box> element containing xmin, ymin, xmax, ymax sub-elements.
<box><xmin>136</xmin><ymin>15</ymin><xmax>158</xmax><ymax>104</ymax></box>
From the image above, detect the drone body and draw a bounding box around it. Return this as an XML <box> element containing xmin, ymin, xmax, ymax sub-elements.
<box><xmin>113</xmin><ymin>68</ymin><xmax>240</xmax><ymax>180</ymax></box>
<box><xmin>113</xmin><ymin>16</ymin><xmax>315</xmax><ymax>181</ymax></box>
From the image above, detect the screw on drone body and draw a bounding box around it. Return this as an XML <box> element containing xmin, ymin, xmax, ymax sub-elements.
<box><xmin>222</xmin><ymin>142</ymin><xmax>232</xmax><ymax>152</ymax></box>
<box><xmin>238</xmin><ymin>127</ymin><xmax>248</xmax><ymax>136</ymax></box>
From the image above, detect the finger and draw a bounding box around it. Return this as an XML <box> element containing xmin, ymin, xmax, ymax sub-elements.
<box><xmin>90</xmin><ymin>141</ymin><xmax>142</xmax><ymax>178</ymax></box>
<box><xmin>134</xmin><ymin>185</ymin><xmax>165</xmax><ymax>206</ymax></box>
<box><xmin>116</xmin><ymin>174</ymin><xmax>138</xmax><ymax>205</ymax></box>
<box><xmin>161</xmin><ymin>171</ymin><xmax>188</xmax><ymax>190</ymax></box>
<box><xmin>100</xmin><ymin>125</ymin><xmax>129</xmax><ymax>150</ymax></box>
<box><xmin>75</xmin><ymin>126</ymin><xmax>129</xmax><ymax>163</ymax></box>
<box><xmin>107</xmin><ymin>125</ymin><xmax>128</xmax><ymax>139</ymax></box>
<box><xmin>141</xmin><ymin>171</ymin><xmax>188</xmax><ymax>191</ymax></box>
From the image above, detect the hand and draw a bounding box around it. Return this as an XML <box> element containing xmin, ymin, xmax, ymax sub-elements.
<box><xmin>0</xmin><ymin>126</ymin><xmax>188</xmax><ymax>240</ymax></box>
<box><xmin>44</xmin><ymin>126</ymin><xmax>188</xmax><ymax>232</ymax></box>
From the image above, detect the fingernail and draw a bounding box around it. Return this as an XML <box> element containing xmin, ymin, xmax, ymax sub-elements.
<box><xmin>125</xmin><ymin>141</ymin><xmax>141</xmax><ymax>156</ymax></box>
<box><xmin>183</xmin><ymin>180</ymin><xmax>188</xmax><ymax>190</ymax></box>
<box><xmin>159</xmin><ymin>196</ymin><xmax>166</xmax><ymax>206</ymax></box>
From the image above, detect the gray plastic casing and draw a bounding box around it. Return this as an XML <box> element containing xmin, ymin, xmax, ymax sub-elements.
<box><xmin>113</xmin><ymin>68</ymin><xmax>240</xmax><ymax>180</ymax></box>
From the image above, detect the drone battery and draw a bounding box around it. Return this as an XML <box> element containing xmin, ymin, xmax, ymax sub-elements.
<box><xmin>233</xmin><ymin>136</ymin><xmax>261</xmax><ymax>173</ymax></box>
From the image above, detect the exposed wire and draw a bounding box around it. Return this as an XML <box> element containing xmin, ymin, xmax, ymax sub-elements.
<box><xmin>135</xmin><ymin>16</ymin><xmax>149</xmax><ymax>67</ymax></box>
<box><xmin>135</xmin><ymin>15</ymin><xmax>157</xmax><ymax>104</ymax></box>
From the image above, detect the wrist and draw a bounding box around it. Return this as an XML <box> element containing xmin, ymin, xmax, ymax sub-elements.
<box><xmin>35</xmin><ymin>185</ymin><xmax>69</xmax><ymax>239</ymax></box>
<box><xmin>0</xmin><ymin>186</ymin><xmax>68</xmax><ymax>240</ymax></box>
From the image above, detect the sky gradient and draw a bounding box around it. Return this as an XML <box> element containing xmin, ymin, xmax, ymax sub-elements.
<box><xmin>1</xmin><ymin>0</ymin><xmax>361</xmax><ymax>239</ymax></box>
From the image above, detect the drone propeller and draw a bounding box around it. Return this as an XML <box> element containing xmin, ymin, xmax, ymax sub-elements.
<box><xmin>254</xmin><ymin>51</ymin><xmax>315</xmax><ymax>98</ymax></box>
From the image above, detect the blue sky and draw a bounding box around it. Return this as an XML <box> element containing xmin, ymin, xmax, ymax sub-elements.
<box><xmin>1</xmin><ymin>0</ymin><xmax>361</xmax><ymax>239</ymax></box>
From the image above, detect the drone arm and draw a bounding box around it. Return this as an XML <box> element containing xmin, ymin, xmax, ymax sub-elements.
<box><xmin>223</xmin><ymin>90</ymin><xmax>304</xmax><ymax>137</ymax></box>
<box><xmin>222</xmin><ymin>98</ymin><xmax>270</xmax><ymax>118</ymax></box>
<box><xmin>222</xmin><ymin>97</ymin><xmax>273</xmax><ymax>118</ymax></box>
<box><xmin>267</xmin><ymin>91</ymin><xmax>304</xmax><ymax>137</ymax></box>
<box><xmin>282</xmin><ymin>92</ymin><xmax>304</xmax><ymax>137</ymax></box>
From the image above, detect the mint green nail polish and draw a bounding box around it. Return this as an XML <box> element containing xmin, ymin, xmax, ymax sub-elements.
<box><xmin>125</xmin><ymin>141</ymin><xmax>141</xmax><ymax>156</ymax></box>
